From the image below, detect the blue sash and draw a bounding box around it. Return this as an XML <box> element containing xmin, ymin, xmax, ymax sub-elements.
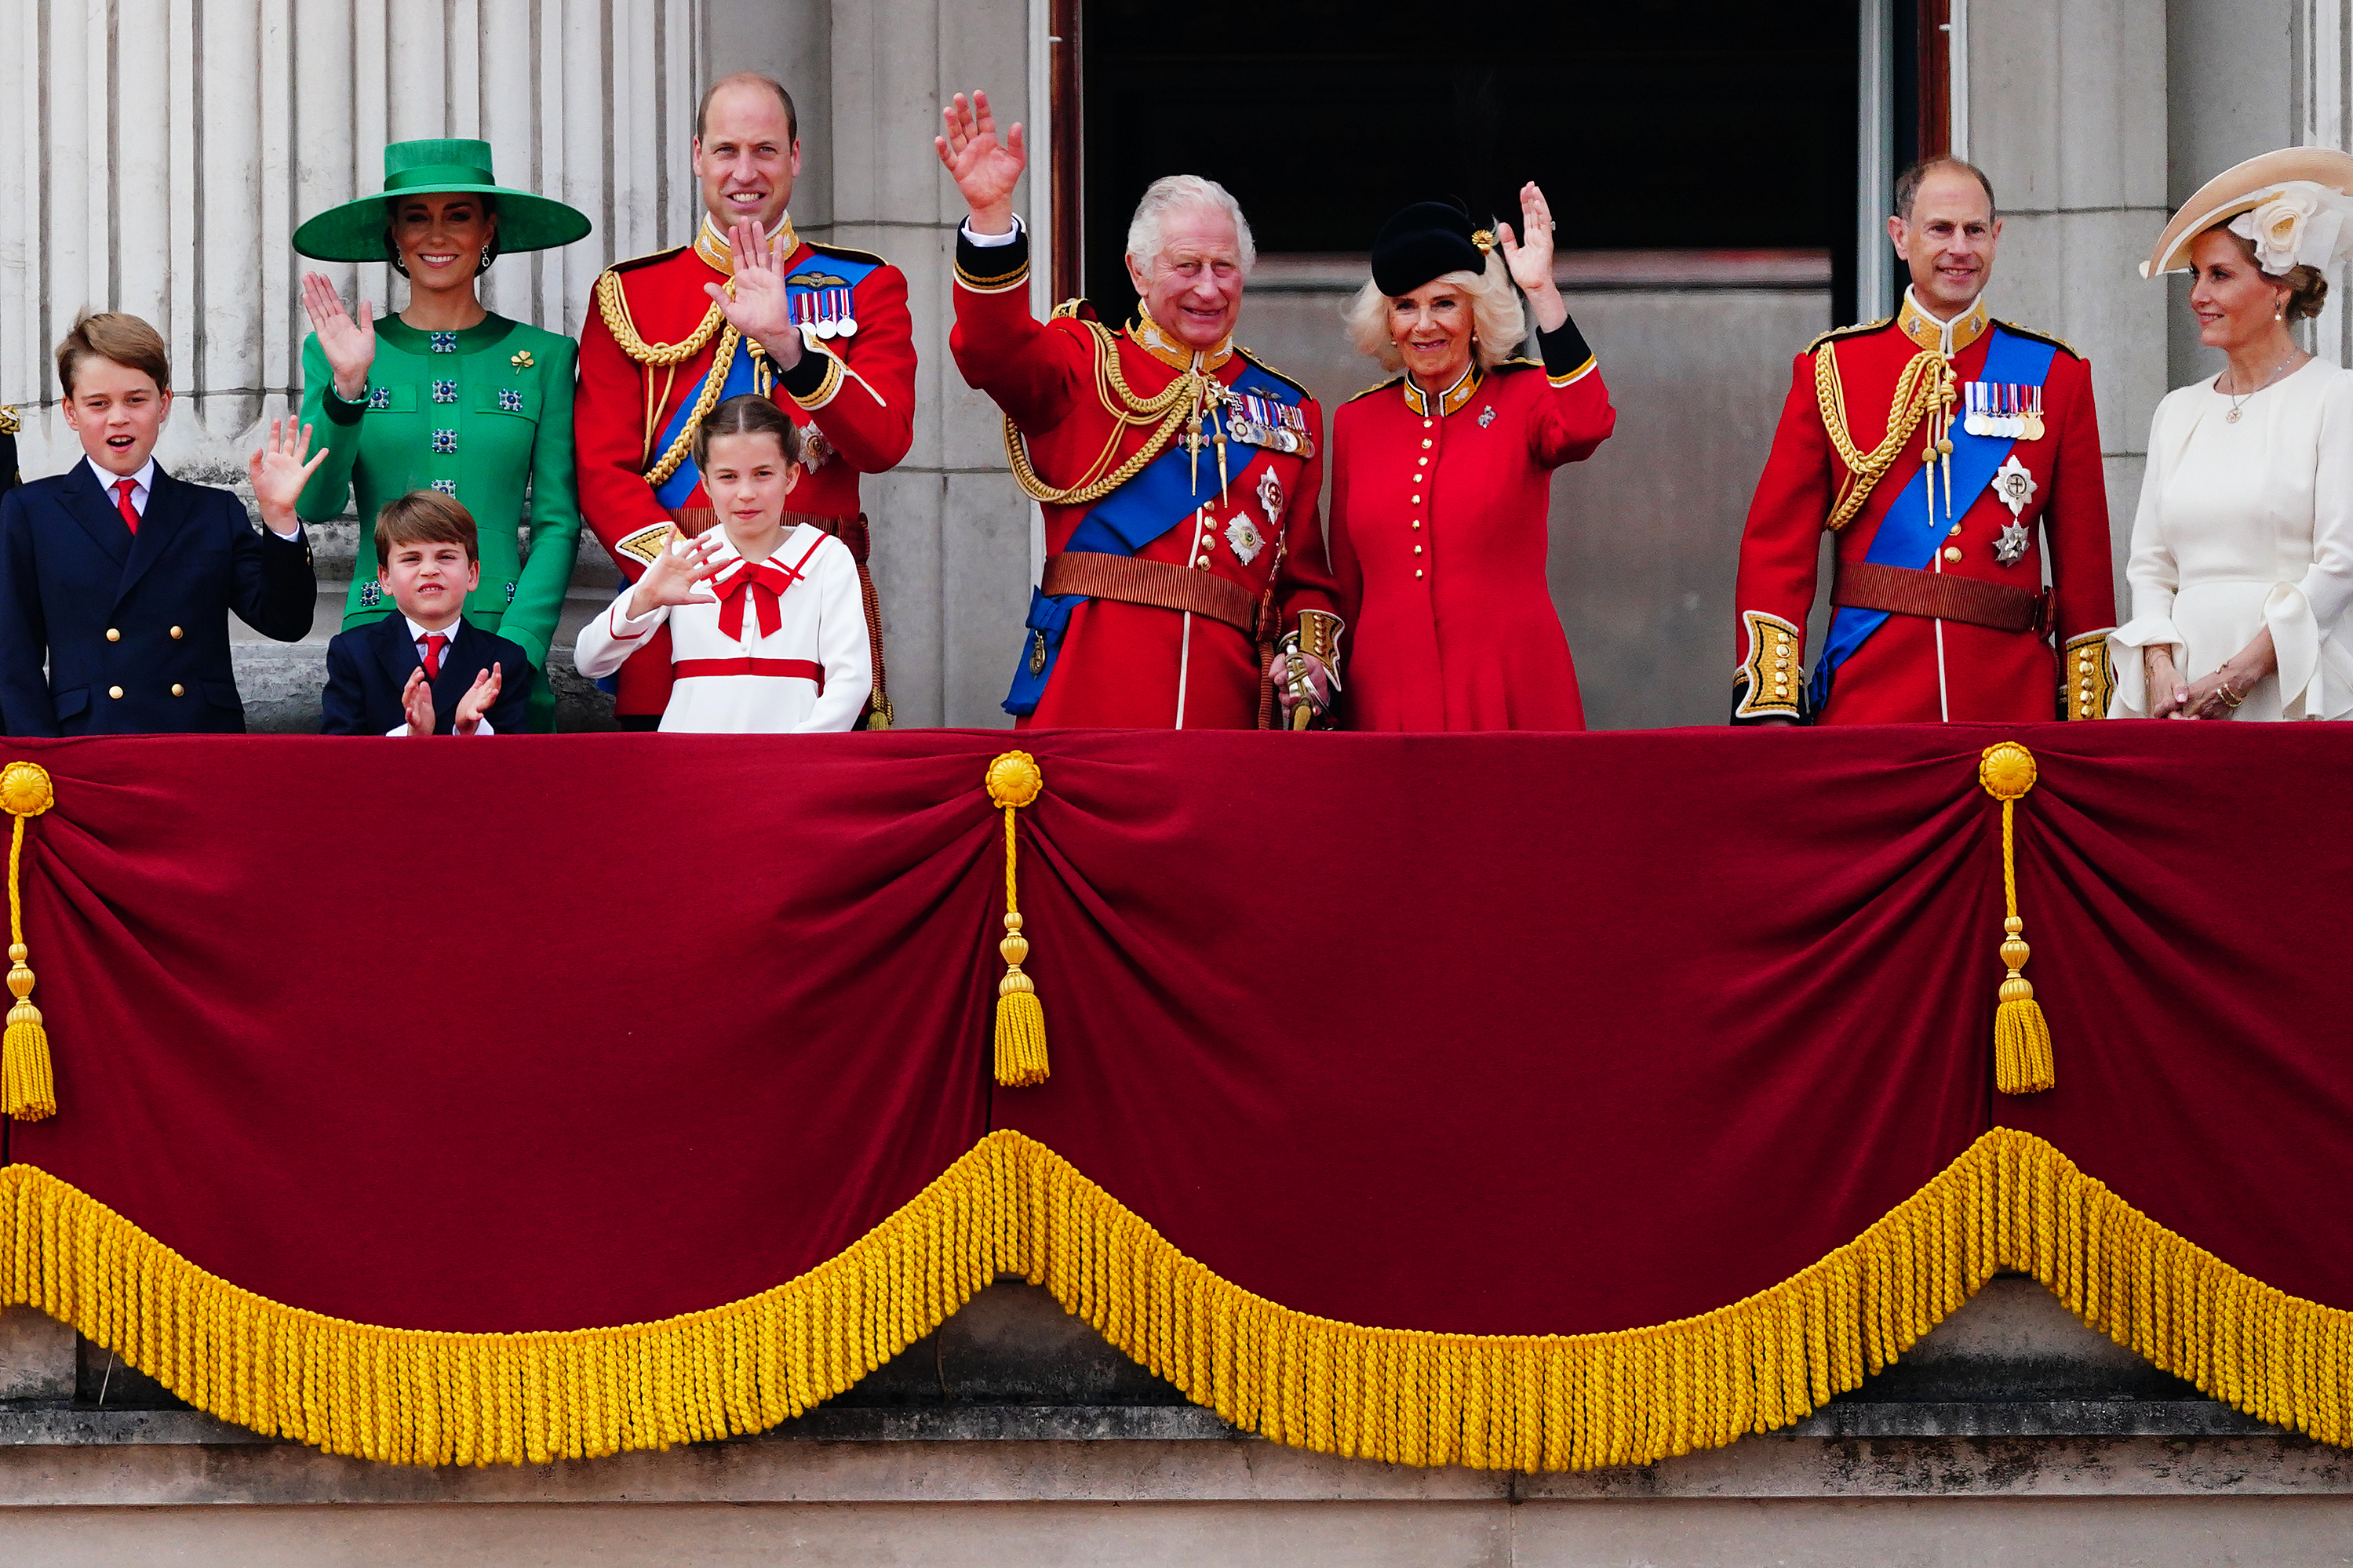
<box><xmin>648</xmin><ymin>249</ymin><xmax>881</xmax><ymax>509</ymax></box>
<box><xmin>1003</xmin><ymin>361</ymin><xmax>1302</xmax><ymax>716</ymax></box>
<box><xmin>1809</xmin><ymin>329</ymin><xmax>2056</xmax><ymax>711</ymax></box>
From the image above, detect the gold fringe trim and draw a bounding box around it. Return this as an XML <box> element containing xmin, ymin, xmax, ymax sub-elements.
<box><xmin>4</xmin><ymin>1128</ymin><xmax>2349</xmax><ymax>1467</ymax></box>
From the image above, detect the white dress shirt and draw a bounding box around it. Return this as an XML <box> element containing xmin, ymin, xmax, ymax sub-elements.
<box><xmin>86</xmin><ymin>455</ymin><xmax>155</xmax><ymax>517</ymax></box>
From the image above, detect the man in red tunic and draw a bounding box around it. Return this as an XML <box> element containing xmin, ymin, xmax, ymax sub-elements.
<box><xmin>576</xmin><ymin>71</ymin><xmax>915</xmax><ymax>727</ymax></box>
<box><xmin>1732</xmin><ymin>156</ymin><xmax>2117</xmax><ymax>725</ymax></box>
<box><xmin>935</xmin><ymin>90</ymin><xmax>1340</xmax><ymax>729</ymax></box>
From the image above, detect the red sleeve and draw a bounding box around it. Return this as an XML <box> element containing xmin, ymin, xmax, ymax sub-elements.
<box><xmin>1732</xmin><ymin>353</ymin><xmax>1835</xmax><ymax>654</ymax></box>
<box><xmin>1273</xmin><ymin>396</ymin><xmax>1339</xmax><ymax>631</ymax></box>
<box><xmin>1520</xmin><ymin>318</ymin><xmax>1616</xmax><ymax>469</ymax></box>
<box><xmin>574</xmin><ymin>275</ymin><xmax>672</xmax><ymax>583</ymax></box>
<box><xmin>2042</xmin><ymin>352</ymin><xmax>2117</xmax><ymax>638</ymax></box>
<box><xmin>777</xmin><ymin>262</ymin><xmax>916</xmax><ymax>474</ymax></box>
<box><xmin>947</xmin><ymin>226</ymin><xmax>1084</xmax><ymax>435</ymax></box>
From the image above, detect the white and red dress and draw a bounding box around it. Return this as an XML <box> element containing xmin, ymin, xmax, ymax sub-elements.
<box><xmin>572</xmin><ymin>524</ymin><xmax>872</xmax><ymax>733</ymax></box>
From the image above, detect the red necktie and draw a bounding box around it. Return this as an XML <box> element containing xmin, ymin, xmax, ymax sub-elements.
<box><xmin>113</xmin><ymin>478</ymin><xmax>139</xmax><ymax>537</ymax></box>
<box><xmin>420</xmin><ymin>633</ymin><xmax>448</xmax><ymax>679</ymax></box>
<box><xmin>712</xmin><ymin>557</ymin><xmax>802</xmax><ymax>642</ymax></box>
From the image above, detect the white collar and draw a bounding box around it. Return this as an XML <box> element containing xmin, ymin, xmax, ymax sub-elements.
<box><xmin>86</xmin><ymin>453</ymin><xmax>157</xmax><ymax>497</ymax></box>
<box><xmin>402</xmin><ymin>615</ymin><xmax>464</xmax><ymax>644</ymax></box>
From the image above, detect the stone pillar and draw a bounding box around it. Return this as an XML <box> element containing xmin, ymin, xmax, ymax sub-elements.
<box><xmin>0</xmin><ymin>0</ymin><xmax>701</xmax><ymax>482</ymax></box>
<box><xmin>1965</xmin><ymin>0</ymin><xmax>2169</xmax><ymax>609</ymax></box>
<box><xmin>0</xmin><ymin>1307</ymin><xmax>75</xmax><ymax>1403</ymax></box>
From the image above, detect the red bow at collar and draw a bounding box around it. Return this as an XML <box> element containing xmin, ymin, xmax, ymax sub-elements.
<box><xmin>711</xmin><ymin>555</ymin><xmax>807</xmax><ymax>642</ymax></box>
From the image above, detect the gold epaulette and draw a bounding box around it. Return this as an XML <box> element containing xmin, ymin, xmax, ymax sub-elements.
<box><xmin>1342</xmin><ymin>376</ymin><xmax>1403</xmax><ymax>405</ymax></box>
<box><xmin>807</xmin><ymin>238</ymin><xmax>888</xmax><ymax>268</ymax></box>
<box><xmin>1050</xmin><ymin>297</ymin><xmax>1095</xmax><ymax>321</ymax></box>
<box><xmin>1491</xmin><ymin>355</ymin><xmax>1543</xmax><ymax>373</ymax></box>
<box><xmin>1994</xmin><ymin>320</ymin><xmax>2083</xmax><ymax>359</ymax></box>
<box><xmin>605</xmin><ymin>243</ymin><xmax>690</xmax><ymax>278</ymax></box>
<box><xmin>1237</xmin><ymin>346</ymin><xmax>1309</xmax><ymax>402</ymax></box>
<box><xmin>1805</xmin><ymin>318</ymin><xmax>1890</xmax><ymax>355</ymax></box>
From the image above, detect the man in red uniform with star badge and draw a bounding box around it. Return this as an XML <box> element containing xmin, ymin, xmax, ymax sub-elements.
<box><xmin>1732</xmin><ymin>156</ymin><xmax>2117</xmax><ymax>725</ymax></box>
<box><xmin>576</xmin><ymin>71</ymin><xmax>915</xmax><ymax>727</ymax></box>
<box><xmin>935</xmin><ymin>89</ymin><xmax>1341</xmax><ymax>729</ymax></box>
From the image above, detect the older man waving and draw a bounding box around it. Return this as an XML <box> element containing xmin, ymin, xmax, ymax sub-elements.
<box><xmin>938</xmin><ymin>90</ymin><xmax>1342</xmax><ymax>729</ymax></box>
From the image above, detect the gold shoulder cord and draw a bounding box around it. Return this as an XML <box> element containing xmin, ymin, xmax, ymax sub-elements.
<box><xmin>1003</xmin><ymin>320</ymin><xmax>1213</xmax><ymax>507</ymax></box>
<box><xmin>1815</xmin><ymin>343</ymin><xmax>1958</xmax><ymax>531</ymax></box>
<box><xmin>594</xmin><ymin>271</ymin><xmax>742</xmax><ymax>487</ymax></box>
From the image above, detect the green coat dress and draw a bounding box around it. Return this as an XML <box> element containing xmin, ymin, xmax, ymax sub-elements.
<box><xmin>297</xmin><ymin>313</ymin><xmax>581</xmax><ymax>728</ymax></box>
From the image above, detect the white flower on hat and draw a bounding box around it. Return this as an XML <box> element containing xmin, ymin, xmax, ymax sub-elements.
<box><xmin>2228</xmin><ymin>180</ymin><xmax>2352</xmax><ymax>274</ymax></box>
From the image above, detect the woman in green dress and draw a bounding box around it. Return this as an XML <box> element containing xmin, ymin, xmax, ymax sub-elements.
<box><xmin>292</xmin><ymin>139</ymin><xmax>592</xmax><ymax>729</ymax></box>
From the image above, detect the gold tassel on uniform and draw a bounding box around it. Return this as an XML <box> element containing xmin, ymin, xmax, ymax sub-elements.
<box><xmin>1979</xmin><ymin>742</ymin><xmax>2055</xmax><ymax>1093</ymax></box>
<box><xmin>1</xmin><ymin>761</ymin><xmax>55</xmax><ymax>1121</ymax></box>
<box><xmin>985</xmin><ymin>751</ymin><xmax>1049</xmax><ymax>1086</ymax></box>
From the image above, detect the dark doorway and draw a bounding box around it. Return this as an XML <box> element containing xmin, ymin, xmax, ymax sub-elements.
<box><xmin>1077</xmin><ymin>0</ymin><xmax>1859</xmax><ymax>322</ymax></box>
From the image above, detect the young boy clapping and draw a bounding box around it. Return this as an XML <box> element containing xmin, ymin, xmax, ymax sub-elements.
<box><xmin>321</xmin><ymin>491</ymin><xmax>529</xmax><ymax>736</ymax></box>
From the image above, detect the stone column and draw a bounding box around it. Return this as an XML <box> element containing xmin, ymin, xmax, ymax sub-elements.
<box><xmin>1965</xmin><ymin>0</ymin><xmax>2169</xmax><ymax>609</ymax></box>
<box><xmin>0</xmin><ymin>0</ymin><xmax>700</xmax><ymax>482</ymax></box>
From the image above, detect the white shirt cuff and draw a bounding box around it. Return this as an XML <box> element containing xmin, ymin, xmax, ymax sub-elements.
<box><xmin>960</xmin><ymin>216</ymin><xmax>1023</xmax><ymax>247</ymax></box>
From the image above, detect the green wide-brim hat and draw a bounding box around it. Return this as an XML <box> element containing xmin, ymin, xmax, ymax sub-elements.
<box><xmin>292</xmin><ymin>138</ymin><xmax>592</xmax><ymax>262</ymax></box>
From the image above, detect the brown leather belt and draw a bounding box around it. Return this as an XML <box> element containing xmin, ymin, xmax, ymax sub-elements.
<box><xmin>1041</xmin><ymin>551</ymin><xmax>1259</xmax><ymax>638</ymax></box>
<box><xmin>1832</xmin><ymin>560</ymin><xmax>2054</xmax><ymax>636</ymax></box>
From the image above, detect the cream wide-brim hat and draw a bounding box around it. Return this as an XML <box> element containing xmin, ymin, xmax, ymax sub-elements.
<box><xmin>2141</xmin><ymin>147</ymin><xmax>2353</xmax><ymax>277</ymax></box>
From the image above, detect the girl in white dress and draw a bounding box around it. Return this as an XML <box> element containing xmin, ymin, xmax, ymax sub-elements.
<box><xmin>2111</xmin><ymin>149</ymin><xmax>2353</xmax><ymax>720</ymax></box>
<box><xmin>574</xmin><ymin>396</ymin><xmax>872</xmax><ymax>732</ymax></box>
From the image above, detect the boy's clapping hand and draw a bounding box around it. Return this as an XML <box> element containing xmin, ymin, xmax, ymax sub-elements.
<box><xmin>625</xmin><ymin>529</ymin><xmax>724</xmax><ymax>619</ymax></box>
<box><xmin>453</xmin><ymin>664</ymin><xmax>502</xmax><ymax>736</ymax></box>
<box><xmin>398</xmin><ymin>666</ymin><xmax>437</xmax><ymax>735</ymax></box>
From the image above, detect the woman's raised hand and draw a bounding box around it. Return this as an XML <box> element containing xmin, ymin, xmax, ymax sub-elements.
<box><xmin>625</xmin><ymin>529</ymin><xmax>724</xmax><ymax>619</ymax></box>
<box><xmin>934</xmin><ymin>90</ymin><xmax>1026</xmax><ymax>235</ymax></box>
<box><xmin>708</xmin><ymin>219</ymin><xmax>801</xmax><ymax>368</ymax></box>
<box><xmin>1494</xmin><ymin>183</ymin><xmax>1568</xmax><ymax>332</ymax></box>
<box><xmin>300</xmin><ymin>271</ymin><xmax>377</xmax><ymax>402</ymax></box>
<box><xmin>247</xmin><ymin>418</ymin><xmax>327</xmax><ymax>535</ymax></box>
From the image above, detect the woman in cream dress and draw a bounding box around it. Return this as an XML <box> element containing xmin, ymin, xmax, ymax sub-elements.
<box><xmin>2111</xmin><ymin>149</ymin><xmax>2353</xmax><ymax>720</ymax></box>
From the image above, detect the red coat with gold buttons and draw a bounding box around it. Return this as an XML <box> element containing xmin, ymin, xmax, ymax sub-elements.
<box><xmin>1328</xmin><ymin>324</ymin><xmax>1615</xmax><ymax>730</ymax></box>
<box><xmin>1731</xmin><ymin>294</ymin><xmax>2117</xmax><ymax>724</ymax></box>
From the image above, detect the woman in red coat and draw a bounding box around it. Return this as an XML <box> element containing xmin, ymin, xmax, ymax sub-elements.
<box><xmin>1313</xmin><ymin>189</ymin><xmax>1615</xmax><ymax>730</ymax></box>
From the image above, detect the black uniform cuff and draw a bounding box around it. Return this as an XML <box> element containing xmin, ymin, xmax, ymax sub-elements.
<box><xmin>776</xmin><ymin>344</ymin><xmax>835</xmax><ymax>399</ymax></box>
<box><xmin>1536</xmin><ymin>318</ymin><xmax>1595</xmax><ymax>380</ymax></box>
<box><xmin>955</xmin><ymin>224</ymin><xmax>1031</xmax><ymax>292</ymax></box>
<box><xmin>322</xmin><ymin>385</ymin><xmax>368</xmax><ymax>426</ymax></box>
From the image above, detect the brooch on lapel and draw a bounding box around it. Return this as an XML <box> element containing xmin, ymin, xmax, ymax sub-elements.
<box><xmin>1478</xmin><ymin>405</ymin><xmax>1496</xmax><ymax>428</ymax></box>
<box><xmin>510</xmin><ymin>349</ymin><xmax>535</xmax><ymax>370</ymax></box>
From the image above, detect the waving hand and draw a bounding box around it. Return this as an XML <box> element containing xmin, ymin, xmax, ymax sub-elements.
<box><xmin>935</xmin><ymin>90</ymin><xmax>1026</xmax><ymax>235</ymax></box>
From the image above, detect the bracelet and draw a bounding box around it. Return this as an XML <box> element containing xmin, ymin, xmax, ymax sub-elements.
<box><xmin>2217</xmin><ymin>674</ymin><xmax>2246</xmax><ymax>708</ymax></box>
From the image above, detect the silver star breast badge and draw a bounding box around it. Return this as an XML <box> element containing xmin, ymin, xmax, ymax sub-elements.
<box><xmin>1477</xmin><ymin>405</ymin><xmax>1497</xmax><ymax>428</ymax></box>
<box><xmin>1994</xmin><ymin>519</ymin><xmax>2031</xmax><ymax>566</ymax></box>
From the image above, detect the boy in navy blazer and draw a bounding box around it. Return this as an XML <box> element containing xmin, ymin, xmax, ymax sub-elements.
<box><xmin>322</xmin><ymin>491</ymin><xmax>529</xmax><ymax>736</ymax></box>
<box><xmin>0</xmin><ymin>313</ymin><xmax>319</xmax><ymax>735</ymax></box>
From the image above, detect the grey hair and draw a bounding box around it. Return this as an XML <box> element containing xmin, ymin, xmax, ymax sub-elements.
<box><xmin>1125</xmin><ymin>175</ymin><xmax>1256</xmax><ymax>276</ymax></box>
<box><xmin>1341</xmin><ymin>252</ymin><xmax>1528</xmax><ymax>373</ymax></box>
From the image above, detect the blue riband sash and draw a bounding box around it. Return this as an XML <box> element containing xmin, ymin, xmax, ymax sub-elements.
<box><xmin>648</xmin><ymin>249</ymin><xmax>881</xmax><ymax>510</ymax></box>
<box><xmin>1003</xmin><ymin>362</ymin><xmax>1302</xmax><ymax>716</ymax></box>
<box><xmin>1809</xmin><ymin>328</ymin><xmax>2056</xmax><ymax>712</ymax></box>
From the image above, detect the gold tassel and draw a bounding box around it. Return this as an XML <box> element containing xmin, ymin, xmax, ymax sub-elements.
<box><xmin>1</xmin><ymin>762</ymin><xmax>55</xmax><ymax>1121</ymax></box>
<box><xmin>1978</xmin><ymin>743</ymin><xmax>2054</xmax><ymax>1094</ymax></box>
<box><xmin>986</xmin><ymin>751</ymin><xmax>1049</xmax><ymax>1087</ymax></box>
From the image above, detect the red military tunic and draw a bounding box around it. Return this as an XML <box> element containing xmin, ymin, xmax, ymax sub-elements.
<box><xmin>949</xmin><ymin>223</ymin><xmax>1339</xmax><ymax>729</ymax></box>
<box><xmin>1732</xmin><ymin>290</ymin><xmax>2117</xmax><ymax>724</ymax></box>
<box><xmin>576</xmin><ymin>215</ymin><xmax>915</xmax><ymax>720</ymax></box>
<box><xmin>1329</xmin><ymin>324</ymin><xmax>1615</xmax><ymax>729</ymax></box>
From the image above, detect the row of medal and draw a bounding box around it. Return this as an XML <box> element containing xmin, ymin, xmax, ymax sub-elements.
<box><xmin>1215</xmin><ymin>386</ymin><xmax>1315</xmax><ymax>458</ymax></box>
<box><xmin>788</xmin><ymin>285</ymin><xmax>860</xmax><ymax>339</ymax></box>
<box><xmin>1962</xmin><ymin>380</ymin><xmax>2044</xmax><ymax>441</ymax></box>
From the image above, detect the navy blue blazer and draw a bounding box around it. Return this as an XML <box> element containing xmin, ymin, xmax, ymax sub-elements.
<box><xmin>321</xmin><ymin>613</ymin><xmax>531</xmax><ymax>736</ymax></box>
<box><xmin>0</xmin><ymin>461</ymin><xmax>315</xmax><ymax>735</ymax></box>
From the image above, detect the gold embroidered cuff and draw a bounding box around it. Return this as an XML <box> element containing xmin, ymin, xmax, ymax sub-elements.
<box><xmin>789</xmin><ymin>351</ymin><xmax>846</xmax><ymax>412</ymax></box>
<box><xmin>955</xmin><ymin>255</ymin><xmax>1030</xmax><ymax>293</ymax></box>
<box><xmin>2062</xmin><ymin>630</ymin><xmax>2114</xmax><ymax>720</ymax></box>
<box><xmin>1295</xmin><ymin>610</ymin><xmax>1345</xmax><ymax>689</ymax></box>
<box><xmin>1733</xmin><ymin>610</ymin><xmax>1805</xmax><ymax>721</ymax></box>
